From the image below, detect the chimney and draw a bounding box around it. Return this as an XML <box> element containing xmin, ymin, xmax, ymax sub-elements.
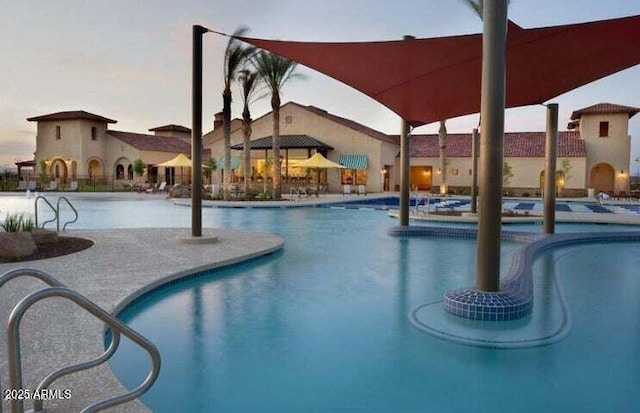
<box><xmin>214</xmin><ymin>112</ymin><xmax>223</xmax><ymax>130</ymax></box>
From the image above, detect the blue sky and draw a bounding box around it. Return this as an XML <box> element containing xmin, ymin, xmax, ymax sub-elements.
<box><xmin>1</xmin><ymin>0</ymin><xmax>639</xmax><ymax>172</ymax></box>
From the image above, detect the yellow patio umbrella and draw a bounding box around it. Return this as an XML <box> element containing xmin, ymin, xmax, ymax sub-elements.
<box><xmin>156</xmin><ymin>153</ymin><xmax>193</xmax><ymax>167</ymax></box>
<box><xmin>157</xmin><ymin>153</ymin><xmax>193</xmax><ymax>184</ymax></box>
<box><xmin>296</xmin><ymin>153</ymin><xmax>345</xmax><ymax>197</ymax></box>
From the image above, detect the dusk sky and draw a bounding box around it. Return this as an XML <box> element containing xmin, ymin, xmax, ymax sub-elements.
<box><xmin>2</xmin><ymin>0</ymin><xmax>639</xmax><ymax>172</ymax></box>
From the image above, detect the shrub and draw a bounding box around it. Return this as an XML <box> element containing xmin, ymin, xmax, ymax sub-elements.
<box><xmin>2</xmin><ymin>213</ymin><xmax>35</xmax><ymax>232</ymax></box>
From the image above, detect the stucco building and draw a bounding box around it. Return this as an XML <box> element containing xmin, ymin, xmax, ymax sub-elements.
<box><xmin>27</xmin><ymin>111</ymin><xmax>200</xmax><ymax>188</ymax></box>
<box><xmin>205</xmin><ymin>101</ymin><xmax>637</xmax><ymax>196</ymax></box>
<box><xmin>26</xmin><ymin>102</ymin><xmax>638</xmax><ymax>195</ymax></box>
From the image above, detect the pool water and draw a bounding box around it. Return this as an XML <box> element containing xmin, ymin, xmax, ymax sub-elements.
<box><xmin>39</xmin><ymin>198</ymin><xmax>629</xmax><ymax>412</ymax></box>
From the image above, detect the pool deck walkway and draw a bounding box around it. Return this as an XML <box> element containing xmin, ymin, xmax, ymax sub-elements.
<box><xmin>2</xmin><ymin>191</ymin><xmax>640</xmax><ymax>412</ymax></box>
<box><xmin>0</xmin><ymin>227</ymin><xmax>284</xmax><ymax>413</ymax></box>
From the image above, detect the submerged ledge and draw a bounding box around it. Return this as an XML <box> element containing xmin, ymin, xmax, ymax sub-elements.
<box><xmin>390</xmin><ymin>225</ymin><xmax>640</xmax><ymax>346</ymax></box>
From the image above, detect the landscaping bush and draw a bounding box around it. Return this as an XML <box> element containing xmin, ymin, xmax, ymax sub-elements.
<box><xmin>2</xmin><ymin>212</ymin><xmax>35</xmax><ymax>232</ymax></box>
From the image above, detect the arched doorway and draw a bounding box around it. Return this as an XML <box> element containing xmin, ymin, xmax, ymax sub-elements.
<box><xmin>50</xmin><ymin>158</ymin><xmax>69</xmax><ymax>183</ymax></box>
<box><xmin>589</xmin><ymin>163</ymin><xmax>615</xmax><ymax>194</ymax></box>
<box><xmin>87</xmin><ymin>158</ymin><xmax>104</xmax><ymax>183</ymax></box>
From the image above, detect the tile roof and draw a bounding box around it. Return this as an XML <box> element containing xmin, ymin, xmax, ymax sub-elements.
<box><xmin>409</xmin><ymin>131</ymin><xmax>584</xmax><ymax>158</ymax></box>
<box><xmin>570</xmin><ymin>103</ymin><xmax>640</xmax><ymax>120</ymax></box>
<box><xmin>107</xmin><ymin>130</ymin><xmax>191</xmax><ymax>153</ymax></box>
<box><xmin>27</xmin><ymin>110</ymin><xmax>117</xmax><ymax>124</ymax></box>
<box><xmin>284</xmin><ymin>102</ymin><xmax>399</xmax><ymax>145</ymax></box>
<box><xmin>231</xmin><ymin>134</ymin><xmax>334</xmax><ymax>150</ymax></box>
<box><xmin>148</xmin><ymin>124</ymin><xmax>191</xmax><ymax>133</ymax></box>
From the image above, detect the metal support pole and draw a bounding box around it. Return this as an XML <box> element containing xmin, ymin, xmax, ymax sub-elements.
<box><xmin>399</xmin><ymin>118</ymin><xmax>411</xmax><ymax>226</ymax></box>
<box><xmin>471</xmin><ymin>128</ymin><xmax>479</xmax><ymax>213</ymax></box>
<box><xmin>398</xmin><ymin>34</ymin><xmax>414</xmax><ymax>227</ymax></box>
<box><xmin>191</xmin><ymin>25</ymin><xmax>207</xmax><ymax>237</ymax></box>
<box><xmin>476</xmin><ymin>0</ymin><xmax>508</xmax><ymax>292</ymax></box>
<box><xmin>543</xmin><ymin>103</ymin><xmax>558</xmax><ymax>234</ymax></box>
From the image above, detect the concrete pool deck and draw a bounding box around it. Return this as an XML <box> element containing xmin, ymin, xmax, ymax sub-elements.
<box><xmin>0</xmin><ymin>227</ymin><xmax>284</xmax><ymax>413</ymax></box>
<box><xmin>2</xmin><ymin>191</ymin><xmax>640</xmax><ymax>411</ymax></box>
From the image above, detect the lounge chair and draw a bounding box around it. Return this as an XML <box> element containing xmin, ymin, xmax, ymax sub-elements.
<box><xmin>146</xmin><ymin>182</ymin><xmax>161</xmax><ymax>193</ymax></box>
<box><xmin>27</xmin><ymin>181</ymin><xmax>36</xmax><ymax>191</ymax></box>
<box><xmin>342</xmin><ymin>184</ymin><xmax>352</xmax><ymax>195</ymax></box>
<box><xmin>45</xmin><ymin>181</ymin><xmax>57</xmax><ymax>191</ymax></box>
<box><xmin>17</xmin><ymin>181</ymin><xmax>27</xmax><ymax>190</ymax></box>
<box><xmin>68</xmin><ymin>181</ymin><xmax>79</xmax><ymax>191</ymax></box>
<box><xmin>358</xmin><ymin>185</ymin><xmax>367</xmax><ymax>196</ymax></box>
<box><xmin>157</xmin><ymin>181</ymin><xmax>167</xmax><ymax>192</ymax></box>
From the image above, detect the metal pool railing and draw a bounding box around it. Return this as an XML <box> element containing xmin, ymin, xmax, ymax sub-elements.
<box><xmin>0</xmin><ymin>268</ymin><xmax>161</xmax><ymax>413</ymax></box>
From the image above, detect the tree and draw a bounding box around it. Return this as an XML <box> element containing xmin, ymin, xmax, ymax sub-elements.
<box><xmin>133</xmin><ymin>159</ymin><xmax>145</xmax><ymax>181</ymax></box>
<box><xmin>438</xmin><ymin>120</ymin><xmax>448</xmax><ymax>194</ymax></box>
<box><xmin>222</xmin><ymin>27</ymin><xmax>254</xmax><ymax>200</ymax></box>
<box><xmin>251</xmin><ymin>50</ymin><xmax>301</xmax><ymax>200</ymax></box>
<box><xmin>39</xmin><ymin>160</ymin><xmax>49</xmax><ymax>186</ymax></box>
<box><xmin>502</xmin><ymin>161</ymin><xmax>513</xmax><ymax>187</ymax></box>
<box><xmin>238</xmin><ymin>70</ymin><xmax>262</xmax><ymax>194</ymax></box>
<box><xmin>462</xmin><ymin>0</ymin><xmax>510</xmax><ymax>19</ymax></box>
<box><xmin>203</xmin><ymin>157</ymin><xmax>217</xmax><ymax>185</ymax></box>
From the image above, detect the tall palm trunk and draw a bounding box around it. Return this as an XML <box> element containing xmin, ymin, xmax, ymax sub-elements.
<box><xmin>271</xmin><ymin>93</ymin><xmax>282</xmax><ymax>200</ymax></box>
<box><xmin>438</xmin><ymin>120</ymin><xmax>448</xmax><ymax>195</ymax></box>
<box><xmin>222</xmin><ymin>87</ymin><xmax>232</xmax><ymax>200</ymax></box>
<box><xmin>242</xmin><ymin>105</ymin><xmax>252</xmax><ymax>194</ymax></box>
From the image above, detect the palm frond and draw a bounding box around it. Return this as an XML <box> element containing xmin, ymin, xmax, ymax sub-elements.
<box><xmin>462</xmin><ymin>0</ymin><xmax>510</xmax><ymax>20</ymax></box>
<box><xmin>251</xmin><ymin>50</ymin><xmax>300</xmax><ymax>93</ymax></box>
<box><xmin>224</xmin><ymin>26</ymin><xmax>253</xmax><ymax>87</ymax></box>
<box><xmin>238</xmin><ymin>69</ymin><xmax>261</xmax><ymax>105</ymax></box>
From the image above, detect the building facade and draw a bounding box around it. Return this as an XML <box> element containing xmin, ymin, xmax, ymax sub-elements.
<box><xmin>27</xmin><ymin>111</ymin><xmax>196</xmax><ymax>188</ymax></box>
<box><xmin>26</xmin><ymin>102</ymin><xmax>637</xmax><ymax>195</ymax></box>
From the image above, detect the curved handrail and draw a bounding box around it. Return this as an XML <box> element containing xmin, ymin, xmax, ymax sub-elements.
<box><xmin>4</xmin><ymin>282</ymin><xmax>161</xmax><ymax>412</ymax></box>
<box><xmin>32</xmin><ymin>330</ymin><xmax>121</xmax><ymax>412</ymax></box>
<box><xmin>0</xmin><ymin>269</ymin><xmax>120</xmax><ymax>412</ymax></box>
<box><xmin>34</xmin><ymin>195</ymin><xmax>57</xmax><ymax>229</ymax></box>
<box><xmin>56</xmin><ymin>196</ymin><xmax>78</xmax><ymax>231</ymax></box>
<box><xmin>0</xmin><ymin>267</ymin><xmax>65</xmax><ymax>289</ymax></box>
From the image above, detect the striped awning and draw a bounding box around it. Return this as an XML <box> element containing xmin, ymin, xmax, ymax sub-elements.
<box><xmin>217</xmin><ymin>155</ymin><xmax>241</xmax><ymax>170</ymax></box>
<box><xmin>338</xmin><ymin>154</ymin><xmax>368</xmax><ymax>170</ymax></box>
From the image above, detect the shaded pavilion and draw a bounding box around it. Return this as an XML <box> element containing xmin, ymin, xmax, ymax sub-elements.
<box><xmin>199</xmin><ymin>12</ymin><xmax>640</xmax><ymax>311</ymax></box>
<box><xmin>237</xmin><ymin>15</ymin><xmax>640</xmax><ymax>127</ymax></box>
<box><xmin>231</xmin><ymin>134</ymin><xmax>334</xmax><ymax>183</ymax></box>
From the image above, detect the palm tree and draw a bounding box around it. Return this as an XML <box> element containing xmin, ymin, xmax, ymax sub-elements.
<box><xmin>251</xmin><ymin>50</ymin><xmax>301</xmax><ymax>200</ymax></box>
<box><xmin>222</xmin><ymin>27</ymin><xmax>253</xmax><ymax>200</ymax></box>
<box><xmin>438</xmin><ymin>120</ymin><xmax>448</xmax><ymax>195</ymax></box>
<box><xmin>238</xmin><ymin>69</ymin><xmax>261</xmax><ymax>194</ymax></box>
<box><xmin>463</xmin><ymin>0</ymin><xmax>511</xmax><ymax>20</ymax></box>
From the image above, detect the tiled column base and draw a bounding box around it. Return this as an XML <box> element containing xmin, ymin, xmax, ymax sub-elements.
<box><xmin>444</xmin><ymin>288</ymin><xmax>532</xmax><ymax>321</ymax></box>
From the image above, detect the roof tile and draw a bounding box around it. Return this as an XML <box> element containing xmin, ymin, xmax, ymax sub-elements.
<box><xmin>570</xmin><ymin>103</ymin><xmax>640</xmax><ymax>120</ymax></box>
<box><xmin>107</xmin><ymin>131</ymin><xmax>191</xmax><ymax>153</ymax></box>
<box><xmin>27</xmin><ymin>110</ymin><xmax>117</xmax><ymax>123</ymax></box>
<box><xmin>409</xmin><ymin>131</ymin><xmax>584</xmax><ymax>158</ymax></box>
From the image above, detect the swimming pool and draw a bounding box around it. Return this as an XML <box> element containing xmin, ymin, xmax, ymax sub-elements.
<box><xmin>2</xmin><ymin>194</ymin><xmax>638</xmax><ymax>411</ymax></box>
<box><xmin>29</xmin><ymin>196</ymin><xmax>628</xmax><ymax>412</ymax></box>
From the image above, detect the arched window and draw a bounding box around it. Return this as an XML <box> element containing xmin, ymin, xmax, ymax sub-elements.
<box><xmin>116</xmin><ymin>164</ymin><xmax>125</xmax><ymax>179</ymax></box>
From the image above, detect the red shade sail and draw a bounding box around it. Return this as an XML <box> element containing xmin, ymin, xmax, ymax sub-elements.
<box><xmin>239</xmin><ymin>15</ymin><xmax>640</xmax><ymax>127</ymax></box>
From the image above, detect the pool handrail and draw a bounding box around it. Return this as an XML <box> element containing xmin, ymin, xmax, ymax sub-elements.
<box><xmin>56</xmin><ymin>196</ymin><xmax>78</xmax><ymax>231</ymax></box>
<box><xmin>1</xmin><ymin>268</ymin><xmax>161</xmax><ymax>413</ymax></box>
<box><xmin>34</xmin><ymin>195</ymin><xmax>57</xmax><ymax>229</ymax></box>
